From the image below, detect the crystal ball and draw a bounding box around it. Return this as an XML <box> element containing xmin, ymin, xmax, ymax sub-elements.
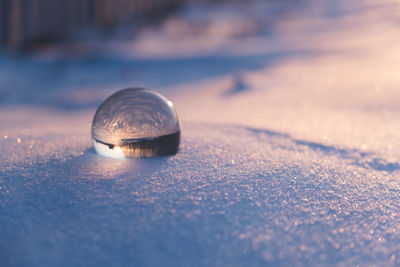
<box><xmin>92</xmin><ymin>88</ymin><xmax>180</xmax><ymax>158</ymax></box>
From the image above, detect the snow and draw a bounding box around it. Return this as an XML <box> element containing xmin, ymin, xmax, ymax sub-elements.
<box><xmin>1</xmin><ymin>0</ymin><xmax>400</xmax><ymax>266</ymax></box>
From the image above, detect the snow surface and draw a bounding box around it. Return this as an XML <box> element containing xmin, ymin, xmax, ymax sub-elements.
<box><xmin>1</xmin><ymin>0</ymin><xmax>400</xmax><ymax>266</ymax></box>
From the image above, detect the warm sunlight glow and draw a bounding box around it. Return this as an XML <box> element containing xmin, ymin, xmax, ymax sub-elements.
<box><xmin>93</xmin><ymin>140</ymin><xmax>125</xmax><ymax>160</ymax></box>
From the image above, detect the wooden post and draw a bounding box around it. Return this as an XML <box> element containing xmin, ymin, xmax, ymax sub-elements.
<box><xmin>0</xmin><ymin>0</ymin><xmax>11</xmax><ymax>48</ymax></box>
<box><xmin>9</xmin><ymin>0</ymin><xmax>23</xmax><ymax>48</ymax></box>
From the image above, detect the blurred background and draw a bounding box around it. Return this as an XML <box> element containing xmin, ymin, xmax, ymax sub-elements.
<box><xmin>0</xmin><ymin>0</ymin><xmax>398</xmax><ymax>112</ymax></box>
<box><xmin>0</xmin><ymin>0</ymin><xmax>261</xmax><ymax>52</ymax></box>
<box><xmin>0</xmin><ymin>0</ymin><xmax>308</xmax><ymax>108</ymax></box>
<box><xmin>1</xmin><ymin>0</ymin><xmax>187</xmax><ymax>51</ymax></box>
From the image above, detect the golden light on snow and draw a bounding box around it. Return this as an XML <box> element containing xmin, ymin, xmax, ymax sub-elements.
<box><xmin>93</xmin><ymin>140</ymin><xmax>126</xmax><ymax>160</ymax></box>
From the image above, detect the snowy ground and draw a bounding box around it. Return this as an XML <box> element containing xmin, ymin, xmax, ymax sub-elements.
<box><xmin>1</xmin><ymin>0</ymin><xmax>400</xmax><ymax>266</ymax></box>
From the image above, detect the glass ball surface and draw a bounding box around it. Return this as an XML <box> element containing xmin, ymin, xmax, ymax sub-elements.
<box><xmin>92</xmin><ymin>88</ymin><xmax>180</xmax><ymax>158</ymax></box>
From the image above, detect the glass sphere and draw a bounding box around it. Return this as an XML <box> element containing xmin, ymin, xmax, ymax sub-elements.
<box><xmin>92</xmin><ymin>88</ymin><xmax>180</xmax><ymax>158</ymax></box>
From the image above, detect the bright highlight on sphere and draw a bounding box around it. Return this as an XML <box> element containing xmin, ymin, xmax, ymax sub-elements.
<box><xmin>92</xmin><ymin>88</ymin><xmax>180</xmax><ymax>159</ymax></box>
